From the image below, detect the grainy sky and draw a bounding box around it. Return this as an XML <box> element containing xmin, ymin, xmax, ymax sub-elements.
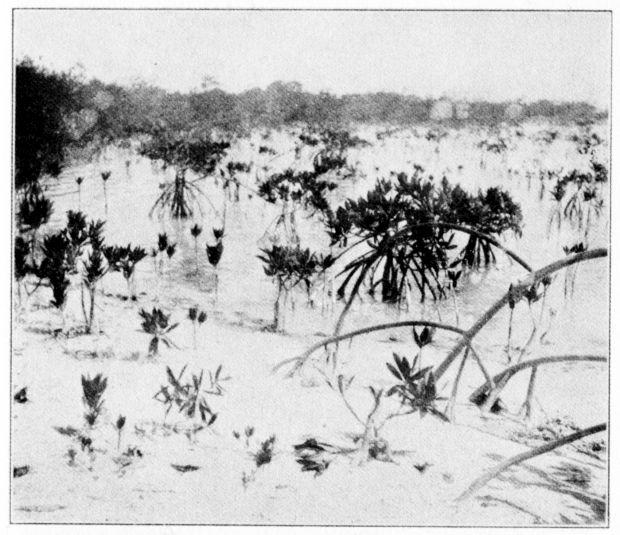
<box><xmin>14</xmin><ymin>10</ymin><xmax>611</xmax><ymax>107</ymax></box>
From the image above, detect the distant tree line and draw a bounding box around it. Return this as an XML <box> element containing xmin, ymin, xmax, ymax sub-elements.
<box><xmin>14</xmin><ymin>58</ymin><xmax>607</xmax><ymax>189</ymax></box>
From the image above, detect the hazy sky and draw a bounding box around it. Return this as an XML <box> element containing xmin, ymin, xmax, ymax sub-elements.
<box><xmin>14</xmin><ymin>10</ymin><xmax>611</xmax><ymax>107</ymax></box>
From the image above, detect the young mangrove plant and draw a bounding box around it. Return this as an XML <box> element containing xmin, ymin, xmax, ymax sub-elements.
<box><xmin>101</xmin><ymin>171</ymin><xmax>111</xmax><ymax>215</ymax></box>
<box><xmin>81</xmin><ymin>373</ymin><xmax>108</xmax><ymax>427</ymax></box>
<box><xmin>188</xmin><ymin>307</ymin><xmax>207</xmax><ymax>349</ymax></box>
<box><xmin>190</xmin><ymin>223</ymin><xmax>202</xmax><ymax>270</ymax></box>
<box><xmin>326</xmin><ymin>168</ymin><xmax>523</xmax><ymax>336</ymax></box>
<box><xmin>81</xmin><ymin>220</ymin><xmax>107</xmax><ymax>333</ymax></box>
<box><xmin>139</xmin><ymin>308</ymin><xmax>179</xmax><ymax>357</ymax></box>
<box><xmin>75</xmin><ymin>176</ymin><xmax>84</xmax><ymax>209</ymax></box>
<box><xmin>116</xmin><ymin>415</ymin><xmax>126</xmax><ymax>451</ymax></box>
<box><xmin>140</xmin><ymin>128</ymin><xmax>230</xmax><ymax>219</ymax></box>
<box><xmin>17</xmin><ymin>187</ymin><xmax>53</xmax><ymax>262</ymax></box>
<box><xmin>104</xmin><ymin>244</ymin><xmax>148</xmax><ymax>300</ymax></box>
<box><xmin>38</xmin><ymin>231</ymin><xmax>71</xmax><ymax>318</ymax></box>
<box><xmin>154</xmin><ymin>365</ymin><xmax>220</xmax><ymax>428</ymax></box>
<box><xmin>257</xmin><ymin>245</ymin><xmax>327</xmax><ymax>331</ymax></box>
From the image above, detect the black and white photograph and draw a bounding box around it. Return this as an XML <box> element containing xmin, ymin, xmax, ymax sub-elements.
<box><xmin>7</xmin><ymin>3</ymin><xmax>615</xmax><ymax>528</ymax></box>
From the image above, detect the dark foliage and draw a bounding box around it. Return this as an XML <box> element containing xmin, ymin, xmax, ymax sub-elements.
<box><xmin>386</xmin><ymin>353</ymin><xmax>448</xmax><ymax>421</ymax></box>
<box><xmin>81</xmin><ymin>373</ymin><xmax>108</xmax><ymax>426</ymax></box>
<box><xmin>15</xmin><ymin>59</ymin><xmax>81</xmax><ymax>189</ymax></box>
<box><xmin>328</xmin><ymin>168</ymin><xmax>522</xmax><ymax>304</ymax></box>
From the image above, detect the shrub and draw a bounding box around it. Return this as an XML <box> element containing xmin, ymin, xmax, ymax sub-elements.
<box><xmin>154</xmin><ymin>365</ymin><xmax>220</xmax><ymax>426</ymax></box>
<box><xmin>138</xmin><ymin>308</ymin><xmax>179</xmax><ymax>356</ymax></box>
<box><xmin>81</xmin><ymin>373</ymin><xmax>108</xmax><ymax>426</ymax></box>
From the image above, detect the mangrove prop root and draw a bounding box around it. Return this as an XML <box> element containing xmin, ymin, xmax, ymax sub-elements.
<box><xmin>272</xmin><ymin>320</ymin><xmax>465</xmax><ymax>375</ymax></box>
<box><xmin>434</xmin><ymin>248</ymin><xmax>607</xmax><ymax>380</ymax></box>
<box><xmin>469</xmin><ymin>354</ymin><xmax>607</xmax><ymax>408</ymax></box>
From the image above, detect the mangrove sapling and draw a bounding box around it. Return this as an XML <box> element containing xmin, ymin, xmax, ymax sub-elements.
<box><xmin>446</xmin><ymin>269</ymin><xmax>462</xmax><ymax>326</ymax></box>
<box><xmin>412</xmin><ymin>325</ymin><xmax>435</xmax><ymax>369</ymax></box>
<box><xmin>38</xmin><ymin>231</ymin><xmax>72</xmax><ymax>325</ymax></box>
<box><xmin>17</xmin><ymin>188</ymin><xmax>53</xmax><ymax>263</ymax></box>
<box><xmin>104</xmin><ymin>244</ymin><xmax>148</xmax><ymax>300</ymax></box>
<box><xmin>14</xmin><ymin>236</ymin><xmax>31</xmax><ymax>308</ymax></box>
<box><xmin>190</xmin><ymin>224</ymin><xmax>202</xmax><ymax>270</ymax></box>
<box><xmin>140</xmin><ymin>129</ymin><xmax>230</xmax><ymax>219</ymax></box>
<box><xmin>188</xmin><ymin>307</ymin><xmax>207</xmax><ymax>348</ymax></box>
<box><xmin>82</xmin><ymin>373</ymin><xmax>108</xmax><ymax>427</ymax></box>
<box><xmin>224</xmin><ymin>161</ymin><xmax>252</xmax><ymax>202</ymax></box>
<box><xmin>101</xmin><ymin>171</ymin><xmax>111</xmax><ymax>215</ymax></box>
<box><xmin>206</xmin><ymin>229</ymin><xmax>224</xmax><ymax>299</ymax></box>
<box><xmin>153</xmin><ymin>365</ymin><xmax>219</xmax><ymax>429</ymax></box>
<box><xmin>257</xmin><ymin>245</ymin><xmax>324</xmax><ymax>331</ymax></box>
<box><xmin>116</xmin><ymin>415</ymin><xmax>126</xmax><ymax>451</ymax></box>
<box><xmin>81</xmin><ymin>220</ymin><xmax>107</xmax><ymax>334</ymax></box>
<box><xmin>166</xmin><ymin>243</ymin><xmax>176</xmax><ymax>265</ymax></box>
<box><xmin>76</xmin><ymin>176</ymin><xmax>83</xmax><ymax>208</ymax></box>
<box><xmin>138</xmin><ymin>308</ymin><xmax>179</xmax><ymax>357</ymax></box>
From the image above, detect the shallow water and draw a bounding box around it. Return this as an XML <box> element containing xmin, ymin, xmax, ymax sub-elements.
<box><xmin>39</xmin><ymin>124</ymin><xmax>609</xmax><ymax>365</ymax></box>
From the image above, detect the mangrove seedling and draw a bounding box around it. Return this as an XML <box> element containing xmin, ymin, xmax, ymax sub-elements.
<box><xmin>188</xmin><ymin>307</ymin><xmax>207</xmax><ymax>348</ymax></box>
<box><xmin>253</xmin><ymin>435</ymin><xmax>276</xmax><ymax>468</ymax></box>
<box><xmin>139</xmin><ymin>308</ymin><xmax>179</xmax><ymax>357</ymax></box>
<box><xmin>81</xmin><ymin>373</ymin><xmax>108</xmax><ymax>427</ymax></box>
<box><xmin>257</xmin><ymin>245</ymin><xmax>324</xmax><ymax>331</ymax></box>
<box><xmin>101</xmin><ymin>171</ymin><xmax>111</xmax><ymax>214</ymax></box>
<box><xmin>17</xmin><ymin>188</ymin><xmax>53</xmax><ymax>261</ymax></box>
<box><xmin>104</xmin><ymin>244</ymin><xmax>148</xmax><ymax>300</ymax></box>
<box><xmin>81</xmin><ymin>220</ymin><xmax>107</xmax><ymax>333</ymax></box>
<box><xmin>154</xmin><ymin>365</ymin><xmax>219</xmax><ymax>426</ymax></box>
<box><xmin>386</xmin><ymin>352</ymin><xmax>448</xmax><ymax>422</ymax></box>
<box><xmin>116</xmin><ymin>415</ymin><xmax>126</xmax><ymax>451</ymax></box>
<box><xmin>190</xmin><ymin>224</ymin><xmax>202</xmax><ymax>269</ymax></box>
<box><xmin>39</xmin><ymin>231</ymin><xmax>71</xmax><ymax>316</ymax></box>
<box><xmin>76</xmin><ymin>176</ymin><xmax>84</xmax><ymax>208</ymax></box>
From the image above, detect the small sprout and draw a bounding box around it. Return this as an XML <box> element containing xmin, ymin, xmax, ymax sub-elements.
<box><xmin>171</xmin><ymin>464</ymin><xmax>200</xmax><ymax>473</ymax></box>
<box><xmin>101</xmin><ymin>171</ymin><xmax>111</xmax><ymax>182</ymax></box>
<box><xmin>190</xmin><ymin>224</ymin><xmax>202</xmax><ymax>238</ymax></box>
<box><xmin>166</xmin><ymin>244</ymin><xmax>176</xmax><ymax>259</ymax></box>
<box><xmin>76</xmin><ymin>176</ymin><xmax>84</xmax><ymax>186</ymax></box>
<box><xmin>233</xmin><ymin>430</ymin><xmax>241</xmax><ymax>440</ymax></box>
<box><xmin>413</xmin><ymin>326</ymin><xmax>435</xmax><ymax>348</ymax></box>
<box><xmin>80</xmin><ymin>436</ymin><xmax>93</xmax><ymax>452</ymax></box>
<box><xmin>13</xmin><ymin>466</ymin><xmax>30</xmax><ymax>478</ymax></box>
<box><xmin>253</xmin><ymin>435</ymin><xmax>276</xmax><ymax>467</ymax></box>
<box><xmin>206</xmin><ymin>241</ymin><xmax>223</xmax><ymax>267</ymax></box>
<box><xmin>115</xmin><ymin>415</ymin><xmax>126</xmax><ymax>445</ymax></box>
<box><xmin>13</xmin><ymin>387</ymin><xmax>28</xmax><ymax>404</ymax></box>
<box><xmin>213</xmin><ymin>227</ymin><xmax>224</xmax><ymax>240</ymax></box>
<box><xmin>414</xmin><ymin>462</ymin><xmax>431</xmax><ymax>473</ymax></box>
<box><xmin>157</xmin><ymin>233</ymin><xmax>169</xmax><ymax>253</ymax></box>
<box><xmin>188</xmin><ymin>307</ymin><xmax>207</xmax><ymax>348</ymax></box>
<box><xmin>139</xmin><ymin>308</ymin><xmax>178</xmax><ymax>357</ymax></box>
<box><xmin>67</xmin><ymin>448</ymin><xmax>77</xmax><ymax>466</ymax></box>
<box><xmin>447</xmin><ymin>270</ymin><xmax>462</xmax><ymax>290</ymax></box>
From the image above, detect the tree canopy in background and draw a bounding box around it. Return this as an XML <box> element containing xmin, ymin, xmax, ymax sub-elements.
<box><xmin>15</xmin><ymin>59</ymin><xmax>81</xmax><ymax>189</ymax></box>
<box><xmin>14</xmin><ymin>58</ymin><xmax>607</xmax><ymax>189</ymax></box>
